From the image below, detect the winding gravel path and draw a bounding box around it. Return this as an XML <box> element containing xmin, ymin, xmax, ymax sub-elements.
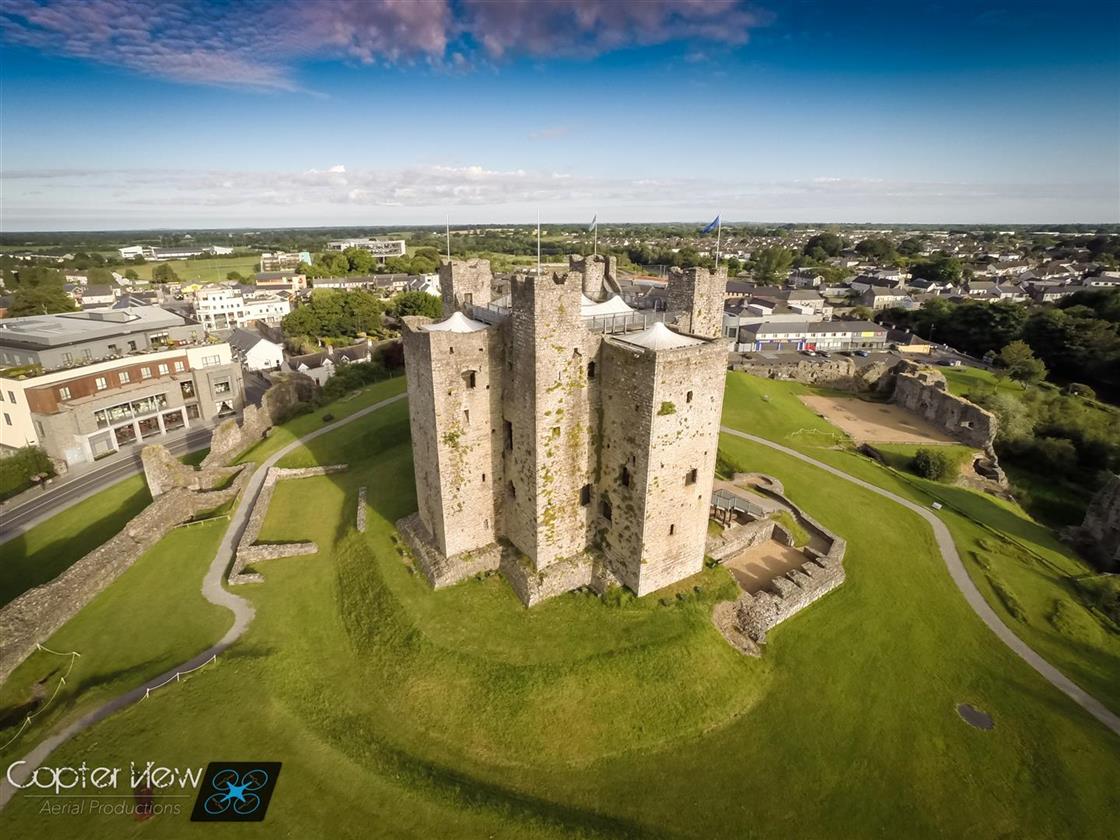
<box><xmin>0</xmin><ymin>392</ymin><xmax>407</xmax><ymax>809</ymax></box>
<box><xmin>721</xmin><ymin>426</ymin><xmax>1120</xmax><ymax>738</ymax></box>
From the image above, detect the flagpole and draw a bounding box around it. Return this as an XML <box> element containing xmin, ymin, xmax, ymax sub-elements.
<box><xmin>445</xmin><ymin>214</ymin><xmax>451</xmax><ymax>262</ymax></box>
<box><xmin>536</xmin><ymin>209</ymin><xmax>541</xmax><ymax>279</ymax></box>
<box><xmin>593</xmin><ymin>212</ymin><xmax>598</xmax><ymax>256</ymax></box>
<box><xmin>715</xmin><ymin>215</ymin><xmax>722</xmax><ymax>269</ymax></box>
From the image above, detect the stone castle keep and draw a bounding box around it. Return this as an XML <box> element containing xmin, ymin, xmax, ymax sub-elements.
<box><xmin>398</xmin><ymin>256</ymin><xmax>730</xmax><ymax>605</ymax></box>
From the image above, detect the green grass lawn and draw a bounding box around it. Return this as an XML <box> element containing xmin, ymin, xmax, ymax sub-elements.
<box><xmin>0</xmin><ymin>520</ymin><xmax>231</xmax><ymax>760</ymax></box>
<box><xmin>722</xmin><ymin>371</ymin><xmax>1120</xmax><ymax>716</ymax></box>
<box><xmin>0</xmin><ymin>476</ymin><xmax>150</xmax><ymax>607</ymax></box>
<box><xmin>0</xmin><ymin>448</ymin><xmax>210</xmax><ymax>607</ymax></box>
<box><xmin>127</xmin><ymin>254</ymin><xmax>262</xmax><ymax>284</ymax></box>
<box><xmin>2</xmin><ymin>390</ymin><xmax>1118</xmax><ymax>837</ymax></box>
<box><xmin>941</xmin><ymin>365</ymin><xmax>1022</xmax><ymax>399</ymax></box>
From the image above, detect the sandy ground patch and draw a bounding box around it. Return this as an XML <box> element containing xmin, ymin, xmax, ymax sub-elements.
<box><xmin>800</xmin><ymin>395</ymin><xmax>957</xmax><ymax>445</ymax></box>
<box><xmin>723</xmin><ymin>539</ymin><xmax>810</xmax><ymax>593</ymax></box>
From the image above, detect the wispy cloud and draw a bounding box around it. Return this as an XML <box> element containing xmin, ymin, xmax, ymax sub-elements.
<box><xmin>0</xmin><ymin>0</ymin><xmax>771</xmax><ymax>92</ymax></box>
<box><xmin>3</xmin><ymin>164</ymin><xmax>1113</xmax><ymax>225</ymax></box>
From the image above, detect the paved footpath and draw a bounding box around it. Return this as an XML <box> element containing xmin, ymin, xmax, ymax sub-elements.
<box><xmin>721</xmin><ymin>426</ymin><xmax>1120</xmax><ymax>739</ymax></box>
<box><xmin>0</xmin><ymin>392</ymin><xmax>407</xmax><ymax>810</ymax></box>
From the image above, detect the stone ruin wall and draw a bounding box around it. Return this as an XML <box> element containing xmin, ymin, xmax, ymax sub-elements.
<box><xmin>729</xmin><ymin>356</ymin><xmax>894</xmax><ymax>393</ymax></box>
<box><xmin>1065</xmin><ymin>473</ymin><xmax>1120</xmax><ymax>572</ymax></box>
<box><xmin>228</xmin><ymin>464</ymin><xmax>347</xmax><ymax>584</ymax></box>
<box><xmin>0</xmin><ymin>470</ymin><xmax>250</xmax><ymax>683</ymax></box>
<box><xmin>568</xmin><ymin>253</ymin><xmax>619</xmax><ymax>300</ymax></box>
<box><xmin>141</xmin><ymin>444</ymin><xmax>241</xmax><ymax>497</ymax></box>
<box><xmin>202</xmin><ymin>374</ymin><xmax>317</xmax><ymax>468</ymax></box>
<box><xmin>439</xmin><ymin>257</ymin><xmax>492</xmax><ymax>316</ymax></box>
<box><xmin>667</xmin><ymin>267</ymin><xmax>728</xmax><ymax>339</ymax></box>
<box><xmin>889</xmin><ymin>361</ymin><xmax>996</xmax><ymax>450</ymax></box>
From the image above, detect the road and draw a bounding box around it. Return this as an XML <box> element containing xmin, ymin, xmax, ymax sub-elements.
<box><xmin>720</xmin><ymin>426</ymin><xmax>1120</xmax><ymax>739</ymax></box>
<box><xmin>0</xmin><ymin>426</ymin><xmax>213</xmax><ymax>543</ymax></box>
<box><xmin>0</xmin><ymin>391</ymin><xmax>408</xmax><ymax>810</ymax></box>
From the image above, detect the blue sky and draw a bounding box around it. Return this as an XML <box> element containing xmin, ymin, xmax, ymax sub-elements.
<box><xmin>1</xmin><ymin>0</ymin><xmax>1117</xmax><ymax>230</ymax></box>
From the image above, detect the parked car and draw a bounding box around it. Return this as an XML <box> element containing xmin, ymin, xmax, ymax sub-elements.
<box><xmin>938</xmin><ymin>359</ymin><xmax>963</xmax><ymax>367</ymax></box>
<box><xmin>854</xmin><ymin>349</ymin><xmax>870</xmax><ymax>357</ymax></box>
<box><xmin>817</xmin><ymin>351</ymin><xmax>831</xmax><ymax>358</ymax></box>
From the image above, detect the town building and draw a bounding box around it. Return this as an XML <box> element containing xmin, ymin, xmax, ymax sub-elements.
<box><xmin>0</xmin><ymin>306</ymin><xmax>243</xmax><ymax>466</ymax></box>
<box><xmin>736</xmin><ymin>320</ymin><xmax>888</xmax><ymax>352</ymax></box>
<box><xmin>253</xmin><ymin>271</ymin><xmax>307</xmax><ymax>293</ymax></box>
<box><xmin>193</xmin><ymin>284</ymin><xmax>291</xmax><ymax>331</ymax></box>
<box><xmin>227</xmin><ymin>327</ymin><xmax>284</xmax><ymax>372</ymax></box>
<box><xmin>259</xmin><ymin>251</ymin><xmax>312</xmax><ymax>272</ymax></box>
<box><xmin>325</xmin><ymin>238</ymin><xmax>406</xmax><ymax>258</ymax></box>
<box><xmin>399</xmin><ymin>256</ymin><xmax>730</xmax><ymax>604</ymax></box>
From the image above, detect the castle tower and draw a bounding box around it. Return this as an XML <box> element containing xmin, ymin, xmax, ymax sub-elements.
<box><xmin>400</xmin><ymin>312</ymin><xmax>502</xmax><ymax>559</ymax></box>
<box><xmin>439</xmin><ymin>258</ymin><xmax>493</xmax><ymax>317</ymax></box>
<box><xmin>568</xmin><ymin>254</ymin><xmax>618</xmax><ymax>301</ymax></box>
<box><xmin>505</xmin><ymin>270</ymin><xmax>595</xmax><ymax>569</ymax></box>
<box><xmin>667</xmin><ymin>267</ymin><xmax>728</xmax><ymax>338</ymax></box>
<box><xmin>598</xmin><ymin>323</ymin><xmax>728</xmax><ymax>594</ymax></box>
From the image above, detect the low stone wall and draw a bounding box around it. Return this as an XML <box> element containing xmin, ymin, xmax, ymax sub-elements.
<box><xmin>356</xmin><ymin>486</ymin><xmax>368</xmax><ymax>533</ymax></box>
<box><xmin>396</xmin><ymin>513</ymin><xmax>502</xmax><ymax>588</ymax></box>
<box><xmin>710</xmin><ymin>473</ymin><xmax>848</xmax><ymax>653</ymax></box>
<box><xmin>229</xmin><ymin>464</ymin><xmax>347</xmax><ymax>584</ymax></box>
<box><xmin>0</xmin><ymin>470</ymin><xmax>250</xmax><ymax>682</ymax></box>
<box><xmin>730</xmin><ymin>357</ymin><xmax>893</xmax><ymax>393</ymax></box>
<box><xmin>141</xmin><ymin>444</ymin><xmax>241</xmax><ymax>497</ymax></box>
<box><xmin>734</xmin><ymin>553</ymin><xmax>846</xmax><ymax>644</ymax></box>
<box><xmin>203</xmin><ymin>374</ymin><xmax>317</xmax><ymax>468</ymax></box>
<box><xmin>706</xmin><ymin>518</ymin><xmax>775</xmax><ymax>562</ymax></box>
<box><xmin>890</xmin><ymin>361</ymin><xmax>996</xmax><ymax>449</ymax></box>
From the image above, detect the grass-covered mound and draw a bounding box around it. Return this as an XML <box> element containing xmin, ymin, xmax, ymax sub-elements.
<box><xmin>3</xmin><ymin>391</ymin><xmax>1119</xmax><ymax>838</ymax></box>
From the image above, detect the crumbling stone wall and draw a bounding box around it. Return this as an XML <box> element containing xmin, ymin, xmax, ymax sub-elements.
<box><xmin>356</xmin><ymin>486</ymin><xmax>367</xmax><ymax>533</ymax></box>
<box><xmin>228</xmin><ymin>464</ymin><xmax>347</xmax><ymax>584</ymax></box>
<box><xmin>1066</xmin><ymin>474</ymin><xmax>1120</xmax><ymax>571</ymax></box>
<box><xmin>202</xmin><ymin>374</ymin><xmax>317</xmax><ymax>468</ymax></box>
<box><xmin>890</xmin><ymin>361</ymin><xmax>996</xmax><ymax>449</ymax></box>
<box><xmin>730</xmin><ymin>357</ymin><xmax>892</xmax><ymax>392</ymax></box>
<box><xmin>706</xmin><ymin>518</ymin><xmax>775</xmax><ymax>562</ymax></box>
<box><xmin>141</xmin><ymin>444</ymin><xmax>241</xmax><ymax>497</ymax></box>
<box><xmin>397</xmin><ymin>513</ymin><xmax>502</xmax><ymax>588</ymax></box>
<box><xmin>0</xmin><ymin>470</ymin><xmax>250</xmax><ymax>682</ymax></box>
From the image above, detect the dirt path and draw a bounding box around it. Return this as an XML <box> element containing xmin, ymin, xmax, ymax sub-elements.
<box><xmin>0</xmin><ymin>392</ymin><xmax>408</xmax><ymax>810</ymax></box>
<box><xmin>801</xmin><ymin>395</ymin><xmax>957</xmax><ymax>444</ymax></box>
<box><xmin>720</xmin><ymin>425</ymin><xmax>1120</xmax><ymax>739</ymax></box>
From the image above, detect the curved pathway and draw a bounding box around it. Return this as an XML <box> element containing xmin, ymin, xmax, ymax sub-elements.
<box><xmin>721</xmin><ymin>426</ymin><xmax>1120</xmax><ymax>738</ymax></box>
<box><xmin>0</xmin><ymin>391</ymin><xmax>407</xmax><ymax>809</ymax></box>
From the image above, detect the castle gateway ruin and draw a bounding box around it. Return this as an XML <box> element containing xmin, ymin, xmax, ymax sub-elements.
<box><xmin>399</xmin><ymin>256</ymin><xmax>729</xmax><ymax>605</ymax></box>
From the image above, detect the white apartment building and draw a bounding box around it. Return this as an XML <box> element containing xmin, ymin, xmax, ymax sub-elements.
<box><xmin>325</xmin><ymin>238</ymin><xmax>406</xmax><ymax>258</ymax></box>
<box><xmin>193</xmin><ymin>285</ymin><xmax>290</xmax><ymax>331</ymax></box>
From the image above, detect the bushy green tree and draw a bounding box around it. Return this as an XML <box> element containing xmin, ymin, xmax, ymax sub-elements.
<box><xmin>9</xmin><ymin>285</ymin><xmax>77</xmax><ymax>316</ymax></box>
<box><xmin>750</xmin><ymin>246</ymin><xmax>794</xmax><ymax>283</ymax></box>
<box><xmin>910</xmin><ymin>448</ymin><xmax>956</xmax><ymax>481</ymax></box>
<box><xmin>998</xmin><ymin>340</ymin><xmax>1047</xmax><ymax>386</ymax></box>
<box><xmin>152</xmin><ymin>263</ymin><xmax>179</xmax><ymax>283</ymax></box>
<box><xmin>391</xmin><ymin>290</ymin><xmax>443</xmax><ymax>319</ymax></box>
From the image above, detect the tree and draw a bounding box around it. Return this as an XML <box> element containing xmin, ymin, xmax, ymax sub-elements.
<box><xmin>847</xmin><ymin>306</ymin><xmax>873</xmax><ymax>321</ymax></box>
<box><xmin>854</xmin><ymin>237</ymin><xmax>897</xmax><ymax>263</ymax></box>
<box><xmin>391</xmin><ymin>290</ymin><xmax>443</xmax><ymax>319</ymax></box>
<box><xmin>998</xmin><ymin>340</ymin><xmax>1047</xmax><ymax>386</ymax></box>
<box><xmin>152</xmin><ymin>263</ymin><xmax>179</xmax><ymax>283</ymax></box>
<box><xmin>124</xmin><ymin>269</ymin><xmax>139</xmax><ymax>281</ymax></box>
<box><xmin>802</xmin><ymin>232</ymin><xmax>844</xmax><ymax>258</ymax></box>
<box><xmin>725</xmin><ymin>256</ymin><xmax>742</xmax><ymax>275</ymax></box>
<box><xmin>910</xmin><ymin>448</ymin><xmax>955</xmax><ymax>481</ymax></box>
<box><xmin>227</xmin><ymin>271</ymin><xmax>244</xmax><ymax>281</ymax></box>
<box><xmin>344</xmin><ymin>247</ymin><xmax>376</xmax><ymax>275</ymax></box>
<box><xmin>750</xmin><ymin>246</ymin><xmax>794</xmax><ymax>283</ymax></box>
<box><xmin>909</xmin><ymin>252</ymin><xmax>962</xmax><ymax>285</ymax></box>
<box><xmin>9</xmin><ymin>285</ymin><xmax>78</xmax><ymax>316</ymax></box>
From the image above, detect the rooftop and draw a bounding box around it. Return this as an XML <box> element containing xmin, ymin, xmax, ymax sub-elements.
<box><xmin>0</xmin><ymin>305</ymin><xmax>188</xmax><ymax>349</ymax></box>
<box><xmin>613</xmin><ymin>321</ymin><xmax>705</xmax><ymax>351</ymax></box>
<box><xmin>423</xmin><ymin>311</ymin><xmax>489</xmax><ymax>333</ymax></box>
<box><xmin>743</xmin><ymin>319</ymin><xmax>884</xmax><ymax>336</ymax></box>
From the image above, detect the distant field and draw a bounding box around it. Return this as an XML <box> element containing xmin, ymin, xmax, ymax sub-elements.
<box><xmin>127</xmin><ymin>253</ymin><xmax>262</xmax><ymax>283</ymax></box>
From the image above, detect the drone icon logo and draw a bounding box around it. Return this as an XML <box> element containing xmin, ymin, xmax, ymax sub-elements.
<box><xmin>190</xmin><ymin>762</ymin><xmax>281</xmax><ymax>822</ymax></box>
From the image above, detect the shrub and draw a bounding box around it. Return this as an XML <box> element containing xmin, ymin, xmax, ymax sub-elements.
<box><xmin>987</xmin><ymin>574</ymin><xmax>1027</xmax><ymax>622</ymax></box>
<box><xmin>0</xmin><ymin>446</ymin><xmax>55</xmax><ymax>501</ymax></box>
<box><xmin>1063</xmin><ymin>383</ymin><xmax>1096</xmax><ymax>399</ymax></box>
<box><xmin>910</xmin><ymin>448</ymin><xmax>956</xmax><ymax>481</ymax></box>
<box><xmin>657</xmin><ymin>401</ymin><xmax>677</xmax><ymax>416</ymax></box>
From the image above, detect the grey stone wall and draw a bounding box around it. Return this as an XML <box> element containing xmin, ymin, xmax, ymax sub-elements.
<box><xmin>356</xmin><ymin>486</ymin><xmax>367</xmax><ymax>533</ymax></box>
<box><xmin>0</xmin><ymin>471</ymin><xmax>250</xmax><ymax>682</ymax></box>
<box><xmin>228</xmin><ymin>464</ymin><xmax>346</xmax><ymax>584</ymax></box>
<box><xmin>667</xmin><ymin>267</ymin><xmax>727</xmax><ymax>338</ymax></box>
<box><xmin>707</xmin><ymin>518</ymin><xmax>775</xmax><ymax>562</ymax></box>
<box><xmin>1066</xmin><ymin>473</ymin><xmax>1120</xmax><ymax>571</ymax></box>
<box><xmin>568</xmin><ymin>254</ymin><xmax>618</xmax><ymax>300</ymax></box>
<box><xmin>439</xmin><ymin>258</ymin><xmax>493</xmax><ymax>316</ymax></box>
<box><xmin>141</xmin><ymin>443</ymin><xmax>240</xmax><ymax>497</ymax></box>
<box><xmin>890</xmin><ymin>361</ymin><xmax>997</xmax><ymax>449</ymax></box>
<box><xmin>734</xmin><ymin>554</ymin><xmax>845</xmax><ymax>644</ymax></box>
<box><xmin>202</xmin><ymin>374</ymin><xmax>317</xmax><ymax>468</ymax></box>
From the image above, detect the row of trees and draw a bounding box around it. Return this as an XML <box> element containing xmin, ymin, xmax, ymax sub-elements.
<box><xmin>878</xmin><ymin>290</ymin><xmax>1120</xmax><ymax>393</ymax></box>
<box><xmin>281</xmin><ymin>289</ymin><xmax>443</xmax><ymax>345</ymax></box>
<box><xmin>298</xmin><ymin>247</ymin><xmax>442</xmax><ymax>279</ymax></box>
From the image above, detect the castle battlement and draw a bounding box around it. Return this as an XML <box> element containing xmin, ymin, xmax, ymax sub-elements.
<box><xmin>400</xmin><ymin>257</ymin><xmax>730</xmax><ymax>604</ymax></box>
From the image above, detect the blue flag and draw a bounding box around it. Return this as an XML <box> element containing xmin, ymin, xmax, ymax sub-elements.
<box><xmin>700</xmin><ymin>215</ymin><xmax>720</xmax><ymax>234</ymax></box>
<box><xmin>588</xmin><ymin>214</ymin><xmax>597</xmax><ymax>232</ymax></box>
